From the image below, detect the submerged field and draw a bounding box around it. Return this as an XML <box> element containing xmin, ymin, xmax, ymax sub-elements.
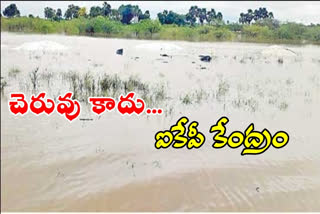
<box><xmin>1</xmin><ymin>32</ymin><xmax>320</xmax><ymax>211</ymax></box>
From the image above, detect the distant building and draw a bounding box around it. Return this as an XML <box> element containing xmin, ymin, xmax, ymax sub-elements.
<box><xmin>196</xmin><ymin>17</ymin><xmax>207</xmax><ymax>25</ymax></box>
<box><xmin>131</xmin><ymin>15</ymin><xmax>139</xmax><ymax>24</ymax></box>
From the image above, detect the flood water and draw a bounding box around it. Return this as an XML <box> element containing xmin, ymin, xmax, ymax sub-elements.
<box><xmin>1</xmin><ymin>32</ymin><xmax>320</xmax><ymax>211</ymax></box>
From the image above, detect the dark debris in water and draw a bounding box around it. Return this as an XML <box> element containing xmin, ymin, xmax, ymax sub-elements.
<box><xmin>278</xmin><ymin>58</ymin><xmax>284</xmax><ymax>64</ymax></box>
<box><xmin>160</xmin><ymin>54</ymin><xmax>171</xmax><ymax>58</ymax></box>
<box><xmin>199</xmin><ymin>55</ymin><xmax>212</xmax><ymax>62</ymax></box>
<box><xmin>80</xmin><ymin>118</ymin><xmax>93</xmax><ymax>121</ymax></box>
<box><xmin>116</xmin><ymin>48</ymin><xmax>123</xmax><ymax>55</ymax></box>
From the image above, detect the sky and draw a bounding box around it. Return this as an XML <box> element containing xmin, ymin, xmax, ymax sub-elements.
<box><xmin>1</xmin><ymin>1</ymin><xmax>320</xmax><ymax>24</ymax></box>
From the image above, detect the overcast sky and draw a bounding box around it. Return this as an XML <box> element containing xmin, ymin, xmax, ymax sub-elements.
<box><xmin>1</xmin><ymin>1</ymin><xmax>320</xmax><ymax>24</ymax></box>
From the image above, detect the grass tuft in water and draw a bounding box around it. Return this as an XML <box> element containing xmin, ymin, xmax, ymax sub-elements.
<box><xmin>8</xmin><ymin>67</ymin><xmax>21</xmax><ymax>78</ymax></box>
<box><xmin>29</xmin><ymin>67</ymin><xmax>39</xmax><ymax>91</ymax></box>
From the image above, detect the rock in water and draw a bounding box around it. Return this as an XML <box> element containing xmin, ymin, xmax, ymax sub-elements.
<box><xmin>199</xmin><ymin>55</ymin><xmax>212</xmax><ymax>62</ymax></box>
<box><xmin>116</xmin><ymin>49</ymin><xmax>123</xmax><ymax>55</ymax></box>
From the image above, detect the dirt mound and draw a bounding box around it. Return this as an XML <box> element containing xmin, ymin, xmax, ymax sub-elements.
<box><xmin>261</xmin><ymin>45</ymin><xmax>297</xmax><ymax>58</ymax></box>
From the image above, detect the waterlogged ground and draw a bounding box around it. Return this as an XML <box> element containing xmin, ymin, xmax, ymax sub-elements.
<box><xmin>1</xmin><ymin>32</ymin><xmax>320</xmax><ymax>211</ymax></box>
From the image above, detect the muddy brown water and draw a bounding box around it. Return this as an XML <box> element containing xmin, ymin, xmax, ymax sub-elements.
<box><xmin>1</xmin><ymin>32</ymin><xmax>320</xmax><ymax>211</ymax></box>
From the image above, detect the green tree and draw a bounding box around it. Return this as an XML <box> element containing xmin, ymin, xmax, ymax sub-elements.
<box><xmin>3</xmin><ymin>4</ymin><xmax>20</xmax><ymax>18</ymax></box>
<box><xmin>56</xmin><ymin>9</ymin><xmax>62</xmax><ymax>20</ymax></box>
<box><xmin>198</xmin><ymin>8</ymin><xmax>207</xmax><ymax>25</ymax></box>
<box><xmin>118</xmin><ymin>5</ymin><xmax>135</xmax><ymax>24</ymax></box>
<box><xmin>118</xmin><ymin>4</ymin><xmax>146</xmax><ymax>24</ymax></box>
<box><xmin>186</xmin><ymin>6</ymin><xmax>223</xmax><ymax>26</ymax></box>
<box><xmin>239</xmin><ymin>8</ymin><xmax>274</xmax><ymax>24</ymax></box>
<box><xmin>216</xmin><ymin>12</ymin><xmax>223</xmax><ymax>20</ymax></box>
<box><xmin>89</xmin><ymin>6</ymin><xmax>102</xmax><ymax>17</ymax></box>
<box><xmin>44</xmin><ymin>7</ymin><xmax>56</xmax><ymax>20</ymax></box>
<box><xmin>206</xmin><ymin>9</ymin><xmax>216</xmax><ymax>23</ymax></box>
<box><xmin>64</xmin><ymin>4</ymin><xmax>80</xmax><ymax>19</ymax></box>
<box><xmin>186</xmin><ymin>6</ymin><xmax>199</xmax><ymax>26</ymax></box>
<box><xmin>268</xmin><ymin>12</ymin><xmax>274</xmax><ymax>19</ymax></box>
<box><xmin>157</xmin><ymin>10</ymin><xmax>167</xmax><ymax>24</ymax></box>
<box><xmin>139</xmin><ymin>10</ymin><xmax>150</xmax><ymax>21</ymax></box>
<box><xmin>78</xmin><ymin>7</ymin><xmax>87</xmax><ymax>17</ymax></box>
<box><xmin>110</xmin><ymin>9</ymin><xmax>120</xmax><ymax>21</ymax></box>
<box><xmin>246</xmin><ymin>9</ymin><xmax>254</xmax><ymax>24</ymax></box>
<box><xmin>239</xmin><ymin>13</ymin><xmax>245</xmax><ymax>24</ymax></box>
<box><xmin>157</xmin><ymin>10</ymin><xmax>186</xmax><ymax>26</ymax></box>
<box><xmin>102</xmin><ymin>2</ymin><xmax>111</xmax><ymax>16</ymax></box>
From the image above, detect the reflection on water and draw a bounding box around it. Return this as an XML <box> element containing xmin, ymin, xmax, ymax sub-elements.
<box><xmin>1</xmin><ymin>32</ymin><xmax>320</xmax><ymax>211</ymax></box>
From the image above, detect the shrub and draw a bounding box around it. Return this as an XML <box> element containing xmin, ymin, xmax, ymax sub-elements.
<box><xmin>1</xmin><ymin>16</ymin><xmax>319</xmax><ymax>44</ymax></box>
<box><xmin>8</xmin><ymin>67</ymin><xmax>21</xmax><ymax>78</ymax></box>
<box><xmin>242</xmin><ymin>25</ymin><xmax>273</xmax><ymax>41</ymax></box>
<box><xmin>275</xmin><ymin>23</ymin><xmax>306</xmax><ymax>40</ymax></box>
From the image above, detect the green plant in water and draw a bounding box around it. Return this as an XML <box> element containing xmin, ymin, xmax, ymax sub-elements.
<box><xmin>124</xmin><ymin>75</ymin><xmax>148</xmax><ymax>93</ymax></box>
<box><xmin>279</xmin><ymin>102</ymin><xmax>288</xmax><ymax>111</ymax></box>
<box><xmin>68</xmin><ymin>71</ymin><xmax>79</xmax><ymax>99</ymax></box>
<box><xmin>1</xmin><ymin>78</ymin><xmax>8</xmax><ymax>93</ymax></box>
<box><xmin>29</xmin><ymin>67</ymin><xmax>39</xmax><ymax>91</ymax></box>
<box><xmin>181</xmin><ymin>93</ymin><xmax>192</xmax><ymax>105</ymax></box>
<box><xmin>8</xmin><ymin>67</ymin><xmax>21</xmax><ymax>78</ymax></box>
<box><xmin>216</xmin><ymin>80</ymin><xmax>230</xmax><ymax>101</ymax></box>
<box><xmin>84</xmin><ymin>72</ymin><xmax>93</xmax><ymax>96</ymax></box>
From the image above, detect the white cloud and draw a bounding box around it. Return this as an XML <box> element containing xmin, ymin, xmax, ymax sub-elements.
<box><xmin>1</xmin><ymin>1</ymin><xmax>320</xmax><ymax>24</ymax></box>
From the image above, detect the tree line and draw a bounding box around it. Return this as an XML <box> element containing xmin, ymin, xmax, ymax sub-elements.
<box><xmin>2</xmin><ymin>2</ymin><xmax>276</xmax><ymax>26</ymax></box>
<box><xmin>239</xmin><ymin>8</ymin><xmax>274</xmax><ymax>24</ymax></box>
